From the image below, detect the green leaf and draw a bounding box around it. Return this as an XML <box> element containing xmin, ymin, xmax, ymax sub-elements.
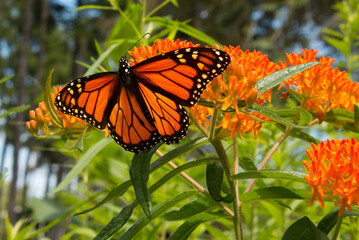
<box><xmin>14</xmin><ymin>221</ymin><xmax>37</xmax><ymax>240</ymax></box>
<box><xmin>0</xmin><ymin>75</ymin><xmax>14</xmax><ymax>84</ymax></box>
<box><xmin>149</xmin><ymin>157</ymin><xmax>219</xmax><ymax>194</ymax></box>
<box><xmin>168</xmin><ymin>212</ymin><xmax>226</xmax><ymax>240</ymax></box>
<box><xmin>317</xmin><ymin>209</ymin><xmax>359</xmax><ymax>234</ymax></box>
<box><xmin>28</xmin><ymin>190</ymin><xmax>105</xmax><ymax>238</ymax></box>
<box><xmin>231</xmin><ymin>170</ymin><xmax>306</xmax><ymax>183</ymax></box>
<box><xmin>0</xmin><ymin>105</ymin><xmax>30</xmax><ymax>119</ymax></box>
<box><xmin>147</xmin><ymin>17</ymin><xmax>220</xmax><ymax>46</ymax></box>
<box><xmin>295</xmin><ymin>107</ymin><xmax>313</xmax><ymax>126</ymax></box>
<box><xmin>275</xmin><ymin>123</ymin><xmax>320</xmax><ymax>144</ymax></box>
<box><xmin>238</xmin><ymin>157</ymin><xmax>257</xmax><ymax>171</ymax></box>
<box><xmin>77</xmin><ymin>140</ymin><xmax>210</xmax><ymax>216</ymax></box>
<box><xmin>119</xmin><ymin>190</ymin><xmax>197</xmax><ymax>240</ymax></box>
<box><xmin>354</xmin><ymin>104</ymin><xmax>359</xmax><ymax>129</ymax></box>
<box><xmin>75</xmin><ymin>5</ymin><xmax>116</xmax><ymax>11</ymax></box>
<box><xmin>249</xmin><ymin>104</ymin><xmax>306</xmax><ymax>129</ymax></box>
<box><xmin>274</xmin><ymin>108</ymin><xmax>313</xmax><ymax>126</ymax></box>
<box><xmin>84</xmin><ymin>42</ymin><xmax>121</xmax><ymax>76</ymax></box>
<box><xmin>325</xmin><ymin>109</ymin><xmax>354</xmax><ymax>122</ymax></box>
<box><xmin>44</xmin><ymin>69</ymin><xmax>63</xmax><ymax>128</ymax></box>
<box><xmin>256</xmin><ymin>62</ymin><xmax>320</xmax><ymax>95</ymax></box>
<box><xmin>64</xmin><ymin>126</ymin><xmax>89</xmax><ymax>152</ymax></box>
<box><xmin>75</xmin><ymin>180</ymin><xmax>132</xmax><ymax>216</ymax></box>
<box><xmin>130</xmin><ymin>145</ymin><xmax>160</xmax><ymax>218</ymax></box>
<box><xmin>322</xmin><ymin>28</ymin><xmax>343</xmax><ymax>39</ymax></box>
<box><xmin>283</xmin><ymin>216</ymin><xmax>329</xmax><ymax>240</ymax></box>
<box><xmin>93</xmin><ymin>204</ymin><xmax>134</xmax><ymax>240</ymax></box>
<box><xmin>206</xmin><ymin>162</ymin><xmax>224</xmax><ymax>202</ymax></box>
<box><xmin>150</xmin><ymin>137</ymin><xmax>208</xmax><ymax>172</ymax></box>
<box><xmin>240</xmin><ymin>186</ymin><xmax>309</xmax><ymax>203</ymax></box>
<box><xmin>54</xmin><ymin>138</ymin><xmax>112</xmax><ymax>192</ymax></box>
<box><xmin>162</xmin><ymin>201</ymin><xmax>210</xmax><ymax>221</ymax></box>
<box><xmin>323</xmin><ymin>36</ymin><xmax>350</xmax><ymax>56</ymax></box>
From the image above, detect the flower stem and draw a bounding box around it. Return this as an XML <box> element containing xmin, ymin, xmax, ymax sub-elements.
<box><xmin>332</xmin><ymin>214</ymin><xmax>344</xmax><ymax>240</ymax></box>
<box><xmin>211</xmin><ymin>138</ymin><xmax>242</xmax><ymax>240</ymax></box>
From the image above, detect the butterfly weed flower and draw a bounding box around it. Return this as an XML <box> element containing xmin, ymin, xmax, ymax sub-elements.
<box><xmin>278</xmin><ymin>49</ymin><xmax>359</xmax><ymax>121</ymax></box>
<box><xmin>190</xmin><ymin>46</ymin><xmax>276</xmax><ymax>139</ymax></box>
<box><xmin>26</xmin><ymin>86</ymin><xmax>88</xmax><ymax>137</ymax></box>
<box><xmin>303</xmin><ymin>138</ymin><xmax>359</xmax><ymax>216</ymax></box>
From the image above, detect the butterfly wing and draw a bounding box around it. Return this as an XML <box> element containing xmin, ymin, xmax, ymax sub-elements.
<box><xmin>132</xmin><ymin>47</ymin><xmax>230</xmax><ymax>107</ymax></box>
<box><xmin>55</xmin><ymin>72</ymin><xmax>119</xmax><ymax>129</ymax></box>
<box><xmin>137</xmin><ymin>82</ymin><xmax>189</xmax><ymax>144</ymax></box>
<box><xmin>107</xmin><ymin>86</ymin><xmax>160</xmax><ymax>152</ymax></box>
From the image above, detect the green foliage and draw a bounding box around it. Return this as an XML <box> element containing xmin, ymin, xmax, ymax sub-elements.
<box><xmin>12</xmin><ymin>0</ymin><xmax>359</xmax><ymax>240</ymax></box>
<box><xmin>322</xmin><ymin>0</ymin><xmax>359</xmax><ymax>78</ymax></box>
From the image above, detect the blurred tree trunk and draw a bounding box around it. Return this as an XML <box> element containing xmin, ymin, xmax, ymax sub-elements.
<box><xmin>34</xmin><ymin>0</ymin><xmax>49</xmax><ymax>98</ymax></box>
<box><xmin>8</xmin><ymin>0</ymin><xmax>34</xmax><ymax>224</ymax></box>
<box><xmin>72</xmin><ymin>0</ymin><xmax>88</xmax><ymax>78</ymax></box>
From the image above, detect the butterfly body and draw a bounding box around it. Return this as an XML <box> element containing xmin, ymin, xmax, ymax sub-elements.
<box><xmin>55</xmin><ymin>47</ymin><xmax>230</xmax><ymax>152</ymax></box>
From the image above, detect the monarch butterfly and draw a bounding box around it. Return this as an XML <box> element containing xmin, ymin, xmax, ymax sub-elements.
<box><xmin>55</xmin><ymin>47</ymin><xmax>230</xmax><ymax>152</ymax></box>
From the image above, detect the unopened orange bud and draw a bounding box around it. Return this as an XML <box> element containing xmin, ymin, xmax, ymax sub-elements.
<box><xmin>26</xmin><ymin>121</ymin><xmax>34</xmax><ymax>135</ymax></box>
<box><xmin>38</xmin><ymin>102</ymin><xmax>47</xmax><ymax>113</ymax></box>
<box><xmin>246</xmin><ymin>88</ymin><xmax>258</xmax><ymax>107</ymax></box>
<box><xmin>35</xmin><ymin>108</ymin><xmax>46</xmax><ymax>123</ymax></box>
<box><xmin>29</xmin><ymin>110</ymin><xmax>36</xmax><ymax>121</ymax></box>
<box><xmin>29</xmin><ymin>120</ymin><xmax>38</xmax><ymax>133</ymax></box>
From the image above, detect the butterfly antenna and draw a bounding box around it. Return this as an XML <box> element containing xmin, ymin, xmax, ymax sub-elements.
<box><xmin>125</xmin><ymin>33</ymin><xmax>151</xmax><ymax>57</ymax></box>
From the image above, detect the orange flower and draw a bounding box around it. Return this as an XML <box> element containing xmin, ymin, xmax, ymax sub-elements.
<box><xmin>303</xmin><ymin>138</ymin><xmax>359</xmax><ymax>216</ymax></box>
<box><xmin>26</xmin><ymin>86</ymin><xmax>88</xmax><ymax>137</ymax></box>
<box><xmin>190</xmin><ymin>46</ymin><xmax>276</xmax><ymax>139</ymax></box>
<box><xmin>278</xmin><ymin>49</ymin><xmax>358</xmax><ymax>121</ymax></box>
<box><xmin>128</xmin><ymin>39</ymin><xmax>200</xmax><ymax>64</ymax></box>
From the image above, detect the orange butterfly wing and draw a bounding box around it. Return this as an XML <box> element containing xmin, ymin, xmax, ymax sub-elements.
<box><xmin>55</xmin><ymin>72</ymin><xmax>118</xmax><ymax>129</ymax></box>
<box><xmin>132</xmin><ymin>47</ymin><xmax>230</xmax><ymax>106</ymax></box>
<box><xmin>107</xmin><ymin>86</ymin><xmax>160</xmax><ymax>152</ymax></box>
<box><xmin>138</xmin><ymin>82</ymin><xmax>189</xmax><ymax>144</ymax></box>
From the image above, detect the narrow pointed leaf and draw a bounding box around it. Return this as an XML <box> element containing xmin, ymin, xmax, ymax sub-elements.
<box><xmin>256</xmin><ymin>62</ymin><xmax>320</xmax><ymax>95</ymax></box>
<box><xmin>147</xmin><ymin>17</ymin><xmax>220</xmax><ymax>45</ymax></box>
<box><xmin>44</xmin><ymin>69</ymin><xmax>63</xmax><ymax>128</ymax></box>
<box><xmin>130</xmin><ymin>145</ymin><xmax>160</xmax><ymax>218</ymax></box>
<box><xmin>54</xmin><ymin>138</ymin><xmax>112</xmax><ymax>192</ymax></box>
<box><xmin>238</xmin><ymin>157</ymin><xmax>257</xmax><ymax>171</ymax></box>
<box><xmin>240</xmin><ymin>186</ymin><xmax>309</xmax><ymax>203</ymax></box>
<box><xmin>0</xmin><ymin>75</ymin><xmax>14</xmax><ymax>84</ymax></box>
<box><xmin>119</xmin><ymin>190</ymin><xmax>197</xmax><ymax>240</ymax></box>
<box><xmin>206</xmin><ymin>162</ymin><xmax>224</xmax><ymax>202</ymax></box>
<box><xmin>283</xmin><ymin>216</ymin><xmax>329</xmax><ymax>240</ymax></box>
<box><xmin>93</xmin><ymin>204</ymin><xmax>134</xmax><ymax>240</ymax></box>
<box><xmin>150</xmin><ymin>136</ymin><xmax>208</xmax><ymax>172</ymax></box>
<box><xmin>168</xmin><ymin>212</ymin><xmax>226</xmax><ymax>240</ymax></box>
<box><xmin>77</xmin><ymin>140</ymin><xmax>209</xmax><ymax>216</ymax></box>
<box><xmin>75</xmin><ymin>180</ymin><xmax>132</xmax><ymax>216</ymax></box>
<box><xmin>317</xmin><ymin>209</ymin><xmax>359</xmax><ymax>234</ymax></box>
<box><xmin>162</xmin><ymin>201</ymin><xmax>211</xmax><ymax>221</ymax></box>
<box><xmin>325</xmin><ymin>109</ymin><xmax>354</xmax><ymax>122</ymax></box>
<box><xmin>0</xmin><ymin>105</ymin><xmax>30</xmax><ymax>119</ymax></box>
<box><xmin>250</xmin><ymin>104</ymin><xmax>306</xmax><ymax>129</ymax></box>
<box><xmin>231</xmin><ymin>170</ymin><xmax>306</xmax><ymax>183</ymax></box>
<box><xmin>354</xmin><ymin>104</ymin><xmax>359</xmax><ymax>129</ymax></box>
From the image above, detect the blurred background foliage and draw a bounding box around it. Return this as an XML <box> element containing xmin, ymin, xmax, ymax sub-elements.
<box><xmin>0</xmin><ymin>0</ymin><xmax>358</xmax><ymax>239</ymax></box>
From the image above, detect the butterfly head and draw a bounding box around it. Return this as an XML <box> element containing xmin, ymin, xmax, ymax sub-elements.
<box><xmin>118</xmin><ymin>57</ymin><xmax>131</xmax><ymax>75</ymax></box>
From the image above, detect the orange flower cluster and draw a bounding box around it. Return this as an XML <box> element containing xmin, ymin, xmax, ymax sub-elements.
<box><xmin>278</xmin><ymin>49</ymin><xmax>358</xmax><ymax>121</ymax></box>
<box><xmin>303</xmin><ymin>138</ymin><xmax>359</xmax><ymax>216</ymax></box>
<box><xmin>190</xmin><ymin>46</ymin><xmax>276</xmax><ymax>139</ymax></box>
<box><xmin>26</xmin><ymin>86</ymin><xmax>88</xmax><ymax>136</ymax></box>
<box><xmin>129</xmin><ymin>39</ymin><xmax>200</xmax><ymax>64</ymax></box>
